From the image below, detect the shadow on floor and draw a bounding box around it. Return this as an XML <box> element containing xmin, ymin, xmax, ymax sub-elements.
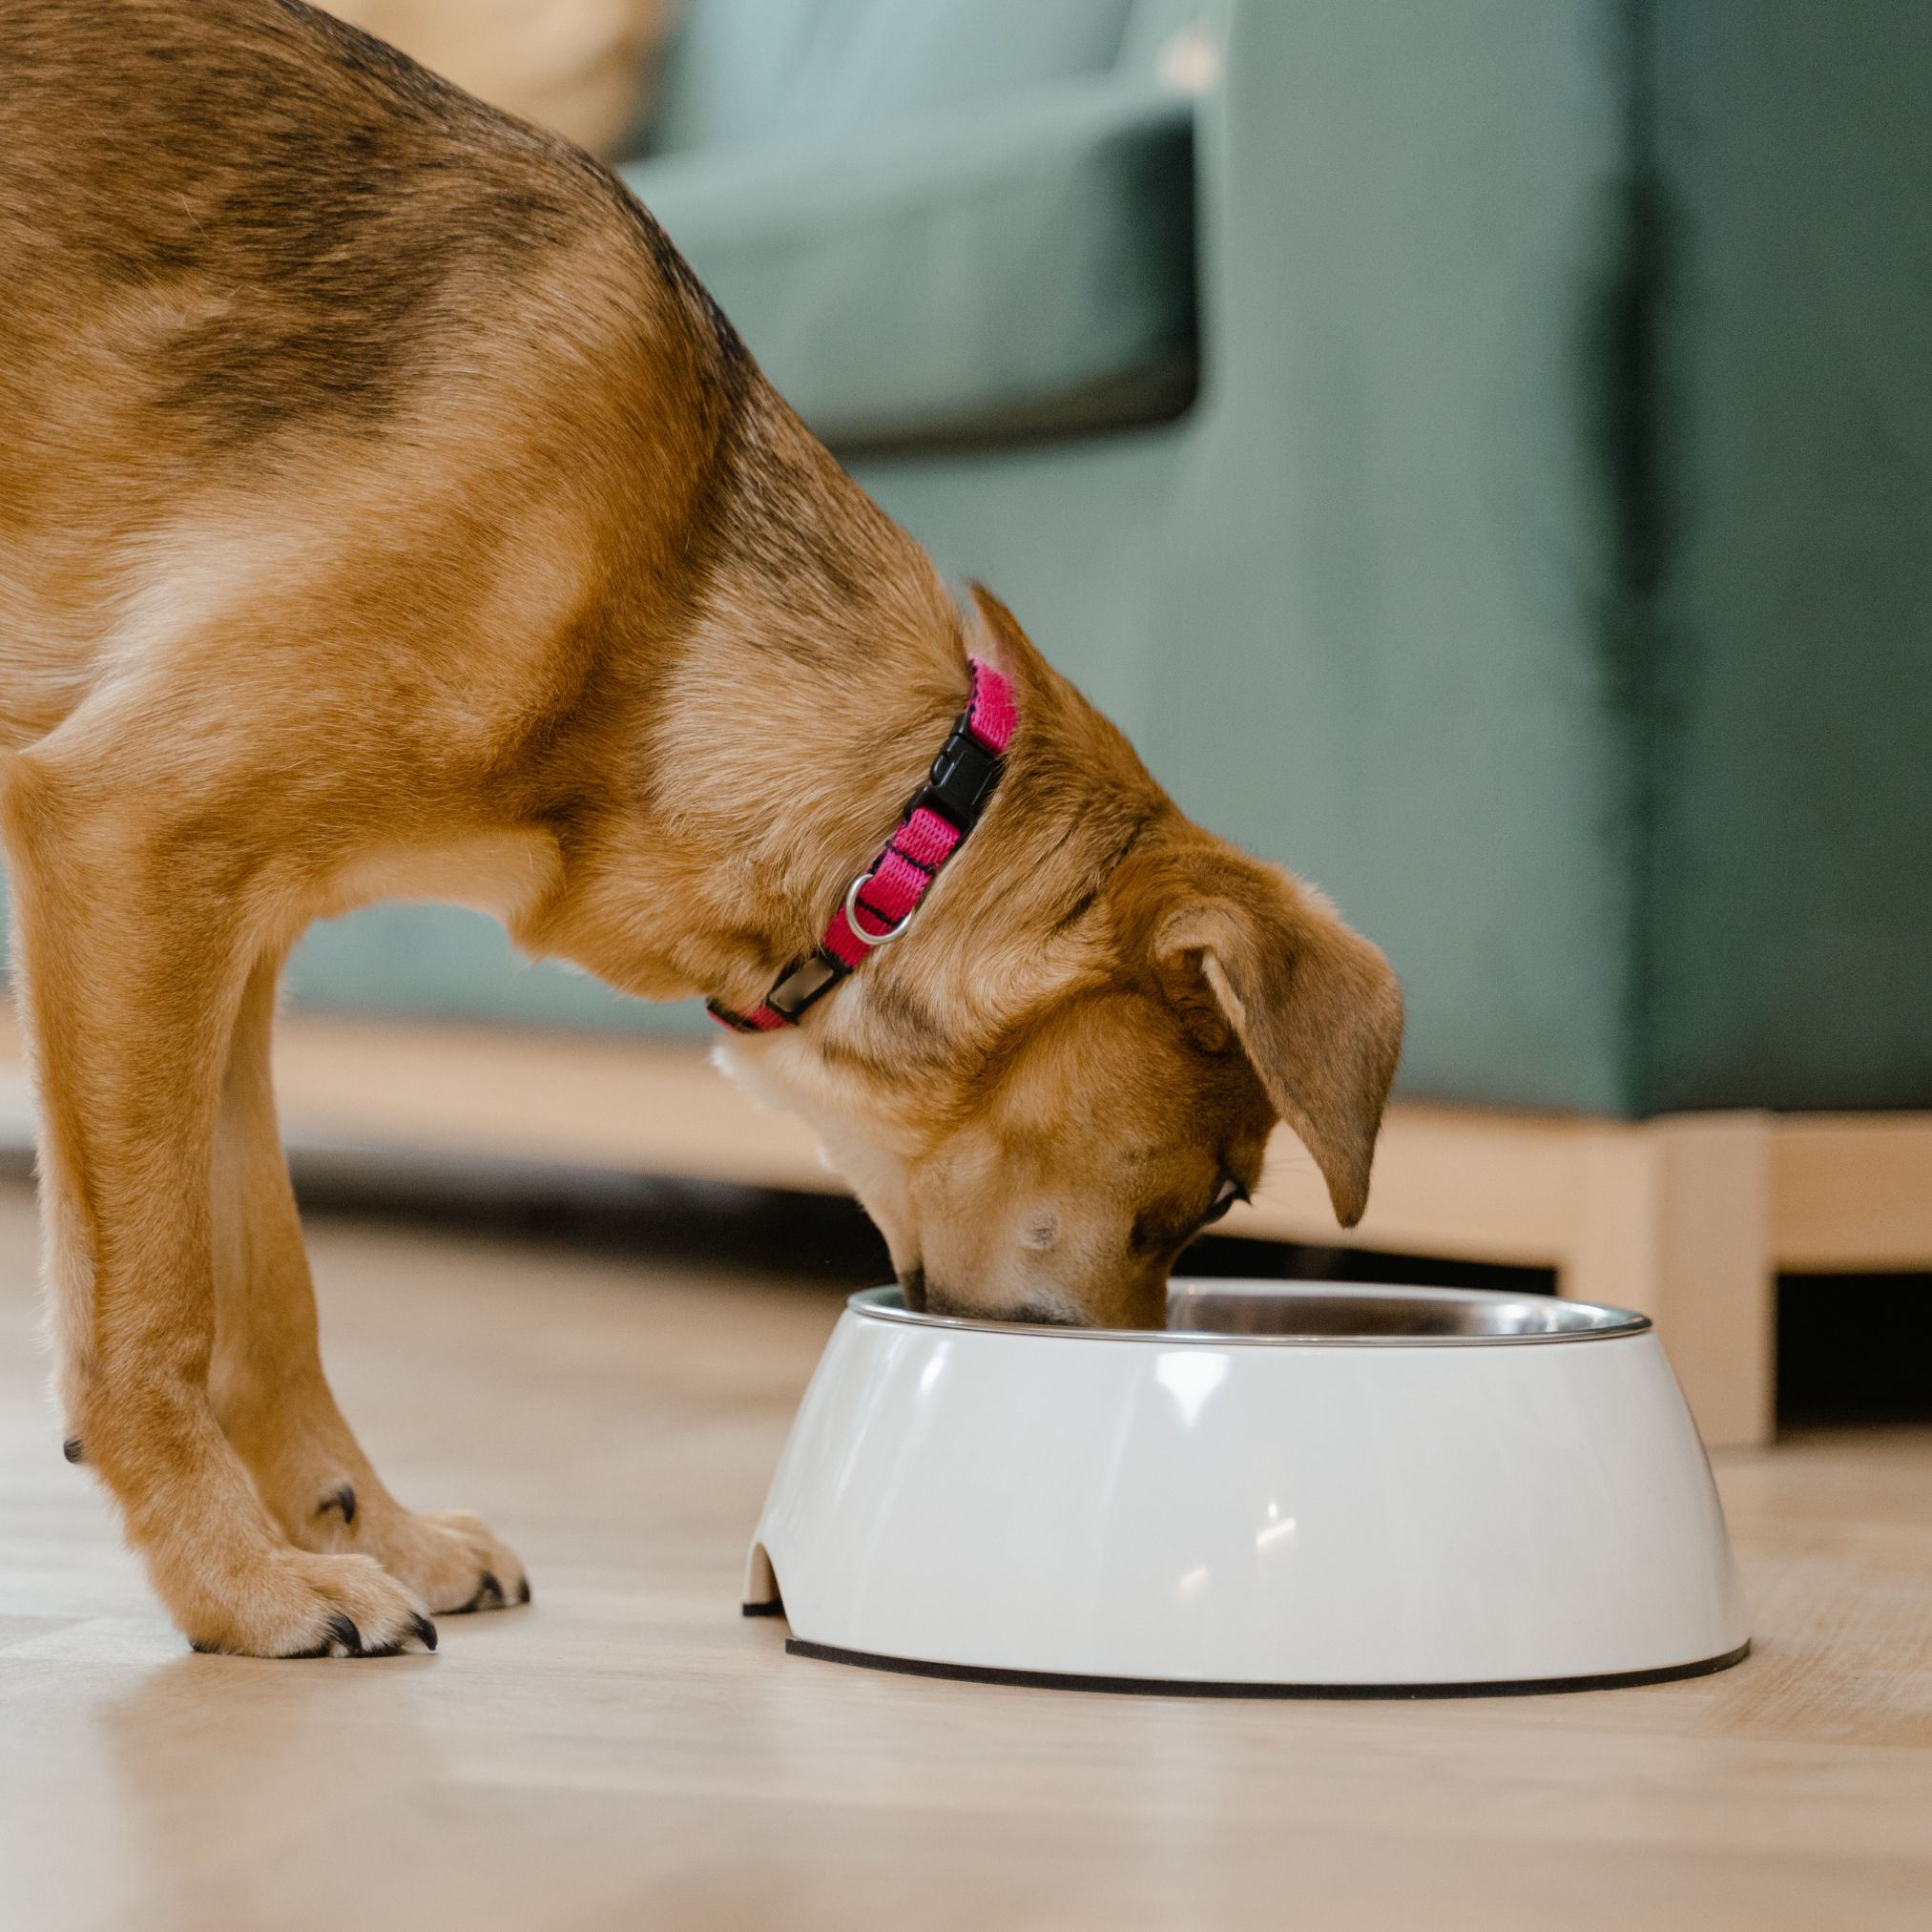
<box><xmin>10</xmin><ymin>1130</ymin><xmax>1915</xmax><ymax>1432</ymax></box>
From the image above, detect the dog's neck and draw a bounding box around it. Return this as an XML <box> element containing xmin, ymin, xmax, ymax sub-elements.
<box><xmin>696</xmin><ymin>614</ymin><xmax>1167</xmax><ymax>1108</ymax></box>
<box><xmin>682</xmin><ymin>627</ymin><xmax>998</xmax><ymax>1032</ymax></box>
<box><xmin>703</xmin><ymin>656</ymin><xmax>1013</xmax><ymax>1035</ymax></box>
<box><xmin>521</xmin><ymin>402</ymin><xmax>1164</xmax><ymax>1076</ymax></box>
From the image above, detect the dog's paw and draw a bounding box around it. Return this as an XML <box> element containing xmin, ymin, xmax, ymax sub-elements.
<box><xmin>409</xmin><ymin>1508</ymin><xmax>531</xmax><ymax>1613</ymax></box>
<box><xmin>349</xmin><ymin>1503</ymin><xmax>530</xmax><ymax>1615</ymax></box>
<box><xmin>184</xmin><ymin>1550</ymin><xmax>437</xmax><ymax>1659</ymax></box>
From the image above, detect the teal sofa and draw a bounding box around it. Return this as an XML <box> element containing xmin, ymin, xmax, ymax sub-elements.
<box><xmin>275</xmin><ymin>0</ymin><xmax>1930</xmax><ymax>1118</ymax></box>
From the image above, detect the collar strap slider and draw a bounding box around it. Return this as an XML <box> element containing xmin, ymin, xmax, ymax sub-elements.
<box><xmin>707</xmin><ymin>658</ymin><xmax>1016</xmax><ymax>1034</ymax></box>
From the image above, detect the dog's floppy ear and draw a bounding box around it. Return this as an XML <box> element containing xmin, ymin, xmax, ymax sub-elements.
<box><xmin>1154</xmin><ymin>854</ymin><xmax>1403</xmax><ymax>1227</ymax></box>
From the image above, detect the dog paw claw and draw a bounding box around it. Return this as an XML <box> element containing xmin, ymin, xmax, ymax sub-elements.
<box><xmin>455</xmin><ymin>1569</ymin><xmax>505</xmax><ymax>1613</ymax></box>
<box><xmin>318</xmin><ymin>1483</ymin><xmax>357</xmax><ymax>1527</ymax></box>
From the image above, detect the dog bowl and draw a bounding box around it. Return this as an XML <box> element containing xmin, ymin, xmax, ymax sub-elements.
<box><xmin>744</xmin><ymin>1282</ymin><xmax>1750</xmax><ymax>1696</ymax></box>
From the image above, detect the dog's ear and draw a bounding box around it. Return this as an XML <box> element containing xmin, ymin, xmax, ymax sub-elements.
<box><xmin>1153</xmin><ymin>853</ymin><xmax>1403</xmax><ymax>1227</ymax></box>
<box><xmin>966</xmin><ymin>582</ymin><xmax>1047</xmax><ymax>684</ymax></box>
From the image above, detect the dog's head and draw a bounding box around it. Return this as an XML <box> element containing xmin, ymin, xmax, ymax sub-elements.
<box><xmin>722</xmin><ymin>592</ymin><xmax>1403</xmax><ymax>1330</ymax></box>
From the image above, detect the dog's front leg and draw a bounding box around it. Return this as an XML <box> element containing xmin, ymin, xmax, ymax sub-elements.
<box><xmin>210</xmin><ymin>952</ymin><xmax>528</xmax><ymax>1615</ymax></box>
<box><xmin>2</xmin><ymin>754</ymin><xmax>433</xmax><ymax>1657</ymax></box>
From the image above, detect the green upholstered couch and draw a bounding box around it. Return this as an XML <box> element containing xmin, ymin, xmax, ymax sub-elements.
<box><xmin>266</xmin><ymin>0</ymin><xmax>1932</xmax><ymax>1117</ymax></box>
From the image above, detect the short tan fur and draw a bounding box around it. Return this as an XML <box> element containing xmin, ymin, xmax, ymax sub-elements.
<box><xmin>0</xmin><ymin>0</ymin><xmax>1402</xmax><ymax>1655</ymax></box>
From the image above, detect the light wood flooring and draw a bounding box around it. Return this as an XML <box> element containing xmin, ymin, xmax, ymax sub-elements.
<box><xmin>2</xmin><ymin>1176</ymin><xmax>1929</xmax><ymax>1932</ymax></box>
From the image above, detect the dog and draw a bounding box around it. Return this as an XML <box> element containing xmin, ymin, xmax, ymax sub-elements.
<box><xmin>0</xmin><ymin>0</ymin><xmax>1402</xmax><ymax>1657</ymax></box>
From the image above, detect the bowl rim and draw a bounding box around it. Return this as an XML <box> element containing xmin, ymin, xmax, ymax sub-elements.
<box><xmin>847</xmin><ymin>1279</ymin><xmax>1652</xmax><ymax>1347</ymax></box>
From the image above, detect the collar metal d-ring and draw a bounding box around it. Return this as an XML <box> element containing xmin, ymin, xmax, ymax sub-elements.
<box><xmin>843</xmin><ymin>871</ymin><xmax>912</xmax><ymax>946</ymax></box>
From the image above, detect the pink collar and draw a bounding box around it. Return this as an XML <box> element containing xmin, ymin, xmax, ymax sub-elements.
<box><xmin>707</xmin><ymin>658</ymin><xmax>1017</xmax><ymax>1033</ymax></box>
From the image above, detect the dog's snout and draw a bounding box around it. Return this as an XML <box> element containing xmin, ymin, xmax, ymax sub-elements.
<box><xmin>1020</xmin><ymin>1213</ymin><xmax>1060</xmax><ymax>1253</ymax></box>
<box><xmin>1009</xmin><ymin>1302</ymin><xmax>1083</xmax><ymax>1328</ymax></box>
<box><xmin>919</xmin><ymin>1278</ymin><xmax>1088</xmax><ymax>1328</ymax></box>
<box><xmin>897</xmin><ymin>1266</ymin><xmax>927</xmax><ymax>1313</ymax></box>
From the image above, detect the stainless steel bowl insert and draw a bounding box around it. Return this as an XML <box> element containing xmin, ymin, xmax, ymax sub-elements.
<box><xmin>853</xmin><ymin>1280</ymin><xmax>1651</xmax><ymax>1346</ymax></box>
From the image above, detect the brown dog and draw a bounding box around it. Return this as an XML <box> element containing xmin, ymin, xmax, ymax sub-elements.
<box><xmin>0</xmin><ymin>0</ymin><xmax>1402</xmax><ymax>1657</ymax></box>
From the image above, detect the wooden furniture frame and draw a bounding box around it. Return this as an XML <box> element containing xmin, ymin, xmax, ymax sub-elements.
<box><xmin>1</xmin><ymin>1014</ymin><xmax>1925</xmax><ymax>1447</ymax></box>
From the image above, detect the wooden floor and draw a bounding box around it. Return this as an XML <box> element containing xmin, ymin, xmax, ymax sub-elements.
<box><xmin>2</xmin><ymin>1180</ymin><xmax>1929</xmax><ymax>1931</ymax></box>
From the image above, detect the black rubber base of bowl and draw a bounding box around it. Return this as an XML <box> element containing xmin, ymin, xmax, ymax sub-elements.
<box><xmin>771</xmin><ymin>1631</ymin><xmax>1753</xmax><ymax>1700</ymax></box>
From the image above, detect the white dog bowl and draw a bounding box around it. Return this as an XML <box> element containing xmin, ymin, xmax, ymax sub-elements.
<box><xmin>744</xmin><ymin>1282</ymin><xmax>1750</xmax><ymax>1696</ymax></box>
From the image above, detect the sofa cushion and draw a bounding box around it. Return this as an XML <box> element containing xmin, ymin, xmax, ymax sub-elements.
<box><xmin>647</xmin><ymin>0</ymin><xmax>1137</xmax><ymax>156</ymax></box>
<box><xmin>621</xmin><ymin>73</ymin><xmax>1195</xmax><ymax>449</ymax></box>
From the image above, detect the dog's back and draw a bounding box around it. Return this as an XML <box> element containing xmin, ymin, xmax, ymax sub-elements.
<box><xmin>0</xmin><ymin>0</ymin><xmax>750</xmax><ymax>745</ymax></box>
<box><xmin>3</xmin><ymin>0</ymin><xmax>660</xmax><ymax>432</ymax></box>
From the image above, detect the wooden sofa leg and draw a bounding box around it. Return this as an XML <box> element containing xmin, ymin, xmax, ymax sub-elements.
<box><xmin>1562</xmin><ymin>1113</ymin><xmax>1775</xmax><ymax>1450</ymax></box>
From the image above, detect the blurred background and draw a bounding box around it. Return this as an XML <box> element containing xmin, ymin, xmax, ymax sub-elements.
<box><xmin>3</xmin><ymin>0</ymin><xmax>1928</xmax><ymax>1432</ymax></box>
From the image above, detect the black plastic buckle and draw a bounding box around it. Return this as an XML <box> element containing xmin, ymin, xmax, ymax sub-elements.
<box><xmin>914</xmin><ymin>719</ymin><xmax>1003</xmax><ymax>830</ymax></box>
<box><xmin>763</xmin><ymin>948</ymin><xmax>847</xmax><ymax>1021</ymax></box>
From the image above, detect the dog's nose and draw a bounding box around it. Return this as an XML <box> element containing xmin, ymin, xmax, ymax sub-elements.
<box><xmin>897</xmin><ymin>1266</ymin><xmax>927</xmax><ymax>1313</ymax></box>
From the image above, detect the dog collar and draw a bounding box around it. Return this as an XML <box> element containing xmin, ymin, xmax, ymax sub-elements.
<box><xmin>706</xmin><ymin>658</ymin><xmax>1017</xmax><ymax>1033</ymax></box>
